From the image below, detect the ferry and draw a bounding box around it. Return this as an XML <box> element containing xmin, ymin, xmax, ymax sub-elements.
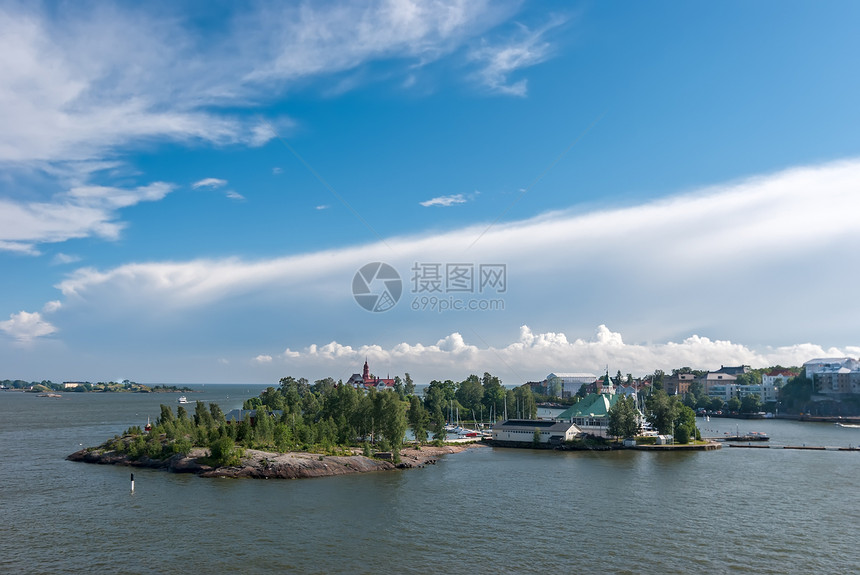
<box><xmin>177</xmin><ymin>395</ymin><xmax>189</xmax><ymax>404</ymax></box>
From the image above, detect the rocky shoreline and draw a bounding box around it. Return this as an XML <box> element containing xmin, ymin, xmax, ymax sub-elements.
<box><xmin>67</xmin><ymin>443</ymin><xmax>482</xmax><ymax>479</ymax></box>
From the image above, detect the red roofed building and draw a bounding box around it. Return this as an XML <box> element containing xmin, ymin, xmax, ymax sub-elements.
<box><xmin>347</xmin><ymin>359</ymin><xmax>396</xmax><ymax>391</ymax></box>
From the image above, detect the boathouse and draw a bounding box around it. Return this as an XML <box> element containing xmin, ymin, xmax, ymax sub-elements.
<box><xmin>491</xmin><ymin>419</ymin><xmax>580</xmax><ymax>446</ymax></box>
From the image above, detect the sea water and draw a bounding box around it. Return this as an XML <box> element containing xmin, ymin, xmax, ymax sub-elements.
<box><xmin>2</xmin><ymin>386</ymin><xmax>859</xmax><ymax>574</ymax></box>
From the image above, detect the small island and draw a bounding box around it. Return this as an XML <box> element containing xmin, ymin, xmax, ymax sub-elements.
<box><xmin>68</xmin><ymin>374</ymin><xmax>484</xmax><ymax>479</ymax></box>
<box><xmin>2</xmin><ymin>378</ymin><xmax>195</xmax><ymax>394</ymax></box>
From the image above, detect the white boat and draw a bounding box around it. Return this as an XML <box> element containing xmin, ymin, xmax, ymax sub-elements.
<box><xmin>177</xmin><ymin>395</ymin><xmax>189</xmax><ymax>404</ymax></box>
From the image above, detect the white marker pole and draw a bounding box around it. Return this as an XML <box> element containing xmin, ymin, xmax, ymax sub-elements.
<box><xmin>130</xmin><ymin>473</ymin><xmax>135</xmax><ymax>493</ymax></box>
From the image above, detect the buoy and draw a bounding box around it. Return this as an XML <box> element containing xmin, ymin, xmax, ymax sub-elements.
<box><xmin>130</xmin><ymin>473</ymin><xmax>135</xmax><ymax>493</ymax></box>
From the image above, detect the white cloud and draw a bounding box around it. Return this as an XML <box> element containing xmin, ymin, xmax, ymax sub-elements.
<box><xmin>21</xmin><ymin>157</ymin><xmax>860</xmax><ymax>359</ymax></box>
<box><xmin>470</xmin><ymin>18</ymin><xmax>565</xmax><ymax>96</ymax></box>
<box><xmin>192</xmin><ymin>178</ymin><xmax>228</xmax><ymax>189</ymax></box>
<box><xmin>259</xmin><ymin>324</ymin><xmax>854</xmax><ymax>383</ymax></box>
<box><xmin>316</xmin><ymin>204</ymin><xmax>330</xmax><ymax>210</ymax></box>
<box><xmin>254</xmin><ymin>354</ymin><xmax>273</xmax><ymax>363</ymax></box>
<box><xmin>0</xmin><ymin>311</ymin><xmax>57</xmax><ymax>342</ymax></box>
<box><xmin>225</xmin><ymin>191</ymin><xmax>246</xmax><ymax>201</ymax></box>
<box><xmin>0</xmin><ymin>182</ymin><xmax>174</xmax><ymax>253</ymax></box>
<box><xmin>52</xmin><ymin>253</ymin><xmax>82</xmax><ymax>265</ymax></box>
<box><xmin>420</xmin><ymin>193</ymin><xmax>467</xmax><ymax>207</ymax></box>
<box><xmin>272</xmin><ymin>167</ymin><xmax>283</xmax><ymax>175</ymax></box>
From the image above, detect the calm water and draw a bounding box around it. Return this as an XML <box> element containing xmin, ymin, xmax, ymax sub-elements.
<box><xmin>2</xmin><ymin>387</ymin><xmax>860</xmax><ymax>574</ymax></box>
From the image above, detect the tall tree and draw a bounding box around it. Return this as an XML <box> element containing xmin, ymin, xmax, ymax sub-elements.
<box><xmin>407</xmin><ymin>395</ymin><xmax>429</xmax><ymax>444</ymax></box>
<box><xmin>608</xmin><ymin>395</ymin><xmax>639</xmax><ymax>438</ymax></box>
<box><xmin>403</xmin><ymin>372</ymin><xmax>415</xmax><ymax>396</ymax></box>
<box><xmin>646</xmin><ymin>390</ymin><xmax>677</xmax><ymax>435</ymax></box>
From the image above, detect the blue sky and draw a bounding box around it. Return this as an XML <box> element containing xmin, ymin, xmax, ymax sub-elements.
<box><xmin>2</xmin><ymin>0</ymin><xmax>859</xmax><ymax>384</ymax></box>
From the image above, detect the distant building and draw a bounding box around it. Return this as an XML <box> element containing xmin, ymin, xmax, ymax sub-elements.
<box><xmin>545</xmin><ymin>372</ymin><xmax>599</xmax><ymax>398</ymax></box>
<box><xmin>491</xmin><ymin>419</ymin><xmax>580</xmax><ymax>445</ymax></box>
<box><xmin>62</xmin><ymin>382</ymin><xmax>84</xmax><ymax>389</ymax></box>
<box><xmin>714</xmin><ymin>365</ymin><xmax>751</xmax><ymax>376</ymax></box>
<box><xmin>664</xmin><ymin>373</ymin><xmax>695</xmax><ymax>395</ymax></box>
<box><xmin>347</xmin><ymin>360</ymin><xmax>396</xmax><ymax>391</ymax></box>
<box><xmin>762</xmin><ymin>370</ymin><xmax>797</xmax><ymax>388</ymax></box>
<box><xmin>700</xmin><ymin>373</ymin><xmax>738</xmax><ymax>400</ymax></box>
<box><xmin>803</xmin><ymin>358</ymin><xmax>860</xmax><ymax>380</ymax></box>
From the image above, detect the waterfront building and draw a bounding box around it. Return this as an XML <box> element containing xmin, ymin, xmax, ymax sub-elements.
<box><xmin>557</xmin><ymin>393</ymin><xmax>625</xmax><ymax>438</ymax></box>
<box><xmin>491</xmin><ymin>419</ymin><xmax>580</xmax><ymax>445</ymax></box>
<box><xmin>346</xmin><ymin>360</ymin><xmax>396</xmax><ymax>391</ymax></box>
<box><xmin>814</xmin><ymin>367</ymin><xmax>860</xmax><ymax>395</ymax></box>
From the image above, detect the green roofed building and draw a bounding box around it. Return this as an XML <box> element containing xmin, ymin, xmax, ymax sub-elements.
<box><xmin>557</xmin><ymin>393</ymin><xmax>623</xmax><ymax>438</ymax></box>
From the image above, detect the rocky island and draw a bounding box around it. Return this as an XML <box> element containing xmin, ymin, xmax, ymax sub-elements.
<box><xmin>68</xmin><ymin>443</ymin><xmax>478</xmax><ymax>479</ymax></box>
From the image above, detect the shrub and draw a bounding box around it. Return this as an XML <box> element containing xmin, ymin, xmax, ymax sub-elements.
<box><xmin>209</xmin><ymin>436</ymin><xmax>241</xmax><ymax>467</ymax></box>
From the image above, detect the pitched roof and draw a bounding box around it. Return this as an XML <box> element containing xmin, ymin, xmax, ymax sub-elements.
<box><xmin>557</xmin><ymin>393</ymin><xmax>621</xmax><ymax>419</ymax></box>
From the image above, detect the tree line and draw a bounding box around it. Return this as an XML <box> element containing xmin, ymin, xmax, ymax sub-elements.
<box><xmin>107</xmin><ymin>372</ymin><xmax>534</xmax><ymax>465</ymax></box>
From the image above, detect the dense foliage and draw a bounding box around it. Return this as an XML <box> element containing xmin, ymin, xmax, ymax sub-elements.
<box><xmin>105</xmin><ymin>372</ymin><xmax>532</xmax><ymax>463</ymax></box>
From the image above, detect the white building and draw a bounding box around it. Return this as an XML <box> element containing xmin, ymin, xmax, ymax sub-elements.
<box><xmin>803</xmin><ymin>358</ymin><xmax>860</xmax><ymax>380</ymax></box>
<box><xmin>491</xmin><ymin>419</ymin><xmax>580</xmax><ymax>445</ymax></box>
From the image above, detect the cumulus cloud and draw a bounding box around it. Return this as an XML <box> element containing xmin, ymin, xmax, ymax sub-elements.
<box><xmin>420</xmin><ymin>193</ymin><xmax>467</xmax><ymax>207</ymax></box>
<box><xmin>253</xmin><ymin>354</ymin><xmax>273</xmax><ymax>363</ymax></box>
<box><xmin>259</xmin><ymin>324</ymin><xmax>855</xmax><ymax>383</ymax></box>
<box><xmin>0</xmin><ymin>311</ymin><xmax>57</xmax><ymax>342</ymax></box>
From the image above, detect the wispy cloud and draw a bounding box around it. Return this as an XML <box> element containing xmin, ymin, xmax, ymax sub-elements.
<box><xmin>226</xmin><ymin>191</ymin><xmax>246</xmax><ymax>201</ymax></box>
<box><xmin>0</xmin><ymin>182</ymin><xmax>174</xmax><ymax>254</ymax></box>
<box><xmin>192</xmin><ymin>178</ymin><xmax>227</xmax><ymax>189</ymax></box>
<box><xmin>316</xmin><ymin>205</ymin><xmax>330</xmax><ymax>210</ymax></box>
<box><xmin>52</xmin><ymin>253</ymin><xmax>82</xmax><ymax>265</ymax></box>
<box><xmin>420</xmin><ymin>193</ymin><xmax>467</xmax><ymax>207</ymax></box>
<box><xmin>470</xmin><ymin>17</ymin><xmax>566</xmax><ymax>96</ymax></box>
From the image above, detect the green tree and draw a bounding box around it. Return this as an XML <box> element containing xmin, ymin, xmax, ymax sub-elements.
<box><xmin>727</xmin><ymin>397</ymin><xmax>741</xmax><ymax>412</ymax></box>
<box><xmin>646</xmin><ymin>390</ymin><xmax>677</xmax><ymax>435</ymax></box>
<box><xmin>608</xmin><ymin>395</ymin><xmax>640</xmax><ymax>438</ymax></box>
<box><xmin>674</xmin><ymin>404</ymin><xmax>699</xmax><ymax>442</ymax></box>
<box><xmin>403</xmin><ymin>372</ymin><xmax>415</xmax><ymax>396</ymax></box>
<box><xmin>740</xmin><ymin>395</ymin><xmax>762</xmax><ymax>414</ymax></box>
<box><xmin>379</xmin><ymin>392</ymin><xmax>407</xmax><ymax>452</ymax></box>
<box><xmin>209</xmin><ymin>435</ymin><xmax>241</xmax><ymax>466</ymax></box>
<box><xmin>254</xmin><ymin>407</ymin><xmax>274</xmax><ymax>446</ymax></box>
<box><xmin>456</xmin><ymin>375</ymin><xmax>484</xmax><ymax>413</ymax></box>
<box><xmin>158</xmin><ymin>404</ymin><xmax>174</xmax><ymax>426</ymax></box>
<box><xmin>407</xmin><ymin>395</ymin><xmax>429</xmax><ymax>444</ymax></box>
<box><xmin>194</xmin><ymin>400</ymin><xmax>214</xmax><ymax>430</ymax></box>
